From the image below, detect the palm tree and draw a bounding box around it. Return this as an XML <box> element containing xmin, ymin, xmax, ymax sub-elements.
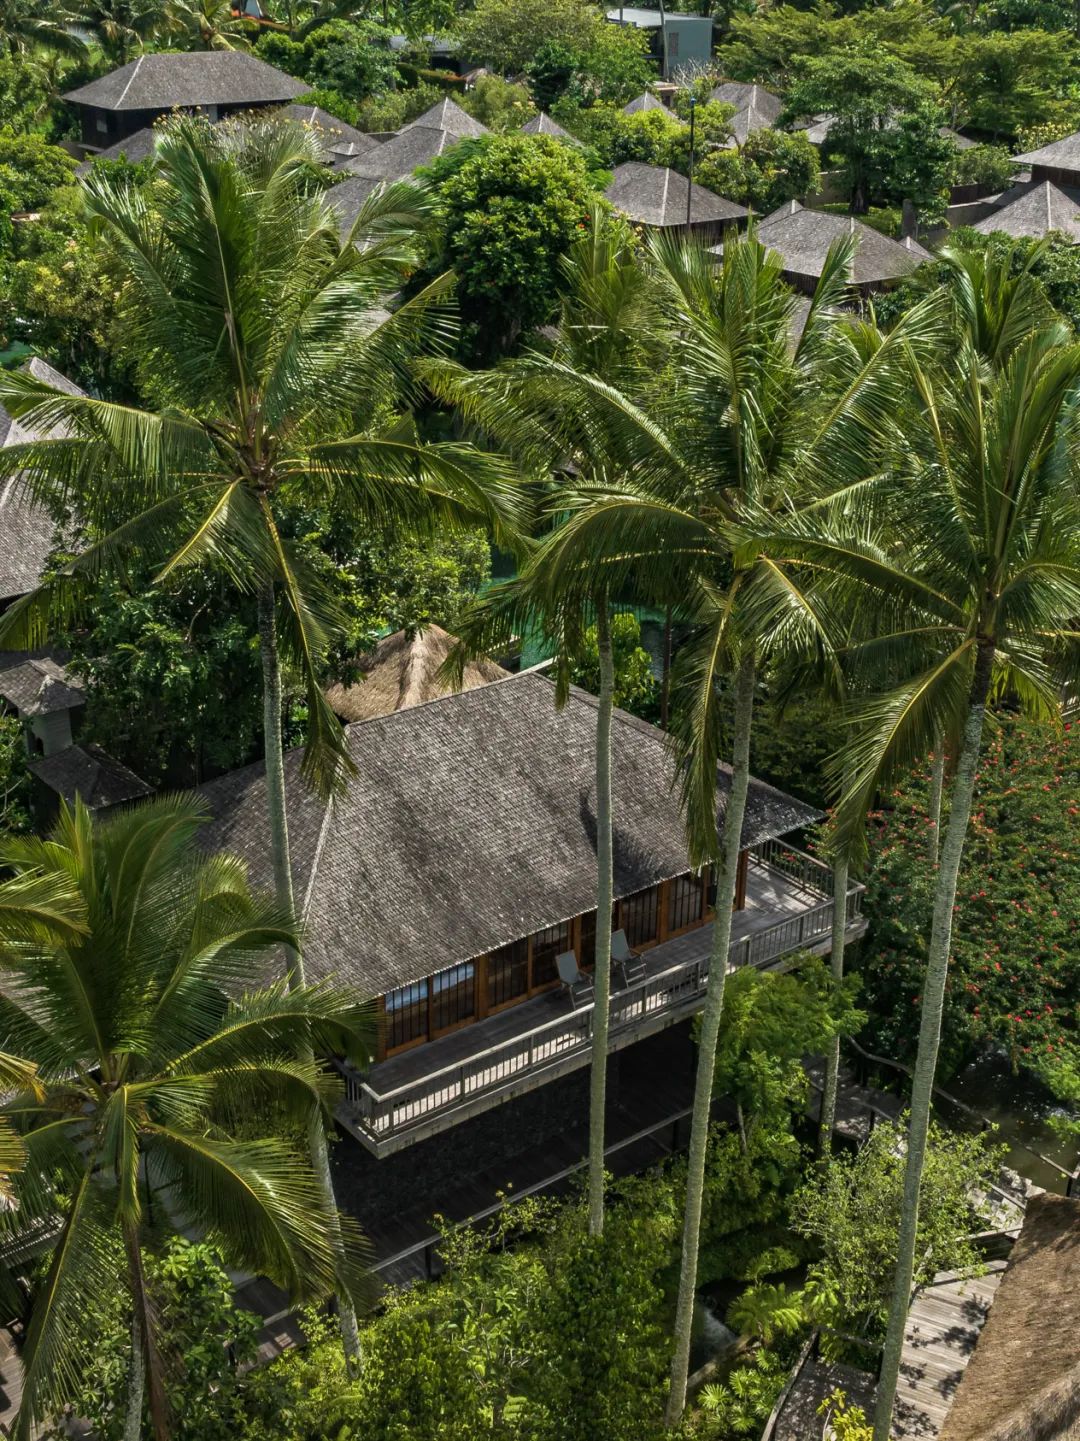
<box><xmin>0</xmin><ymin>0</ymin><xmax>85</xmax><ymax>57</ymax></box>
<box><xmin>164</xmin><ymin>0</ymin><xmax>256</xmax><ymax>49</ymax></box>
<box><xmin>429</xmin><ymin>209</ymin><xmax>662</xmax><ymax>1236</ymax></box>
<box><xmin>0</xmin><ymin>795</ymin><xmax>373</xmax><ymax>1441</ymax></box>
<box><xmin>0</xmin><ymin>115</ymin><xmax>521</xmax><ymax>1364</ymax></box>
<box><xmin>434</xmin><ymin>228</ymin><xmax>940</xmax><ymax>1423</ymax></box>
<box><xmin>70</xmin><ymin>0</ymin><xmax>164</xmax><ymax>62</ymax></box>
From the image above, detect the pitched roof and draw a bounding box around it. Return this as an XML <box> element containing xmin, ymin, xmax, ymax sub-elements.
<box><xmin>939</xmin><ymin>1192</ymin><xmax>1080</xmax><ymax>1441</ymax></box>
<box><xmin>281</xmin><ymin>103</ymin><xmax>367</xmax><ymax>148</ymax></box>
<box><xmin>623</xmin><ymin>92</ymin><xmax>677</xmax><ymax>118</ymax></box>
<box><xmin>402</xmin><ymin>97</ymin><xmax>488</xmax><ymax>139</ymax></box>
<box><xmin>326</xmin><ymin>173</ymin><xmax>383</xmax><ymax>235</ymax></box>
<box><xmin>345</xmin><ymin>123</ymin><xmax>467</xmax><ymax>181</ymax></box>
<box><xmin>711</xmin><ymin>82</ymin><xmax>783</xmax><ymax>144</ymax></box>
<box><xmin>1013</xmin><ymin>129</ymin><xmax>1080</xmax><ymax>172</ymax></box>
<box><xmin>974</xmin><ymin>179</ymin><xmax>1080</xmax><ymax>241</ymax></box>
<box><xmin>520</xmin><ymin>111</ymin><xmax>574</xmax><ymax>140</ymax></box>
<box><xmin>62</xmin><ymin>52</ymin><xmax>307</xmax><ymax>112</ymax></box>
<box><xmin>76</xmin><ymin>125</ymin><xmax>159</xmax><ymax>174</ymax></box>
<box><xmin>604</xmin><ymin>162</ymin><xmax>747</xmax><ymax>228</ymax></box>
<box><xmin>748</xmin><ymin>201</ymin><xmax>931</xmax><ymax>284</ymax></box>
<box><xmin>0</xmin><ymin>657</ymin><xmax>83</xmax><ymax>717</ymax></box>
<box><xmin>0</xmin><ymin>359</ymin><xmax>85</xmax><ymax>602</ymax></box>
<box><xmin>326</xmin><ymin>626</ymin><xmax>508</xmax><ymax>724</ymax></box>
<box><xmin>199</xmin><ymin>671</ymin><xmax>821</xmax><ymax>996</ymax></box>
<box><xmin>28</xmin><ymin>744</ymin><xmax>153</xmax><ymax>810</ymax></box>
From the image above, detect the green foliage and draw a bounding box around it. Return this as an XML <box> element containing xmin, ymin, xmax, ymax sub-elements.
<box><xmin>44</xmin><ymin>1238</ymin><xmax>262</xmax><ymax>1441</ymax></box>
<box><xmin>0</xmin><ymin>712</ymin><xmax>30</xmax><ymax>833</ymax></box>
<box><xmin>460</xmin><ymin>73</ymin><xmax>535</xmax><ymax>132</ymax></box>
<box><xmin>818</xmin><ymin>1390</ymin><xmax>874</xmax><ymax>1441</ymax></box>
<box><xmin>696</xmin><ymin>128</ymin><xmax>821</xmax><ymax>213</ymax></box>
<box><xmin>0</xmin><ymin>52</ymin><xmax>49</xmax><ymax>130</ymax></box>
<box><xmin>354</xmin><ymin>80</ymin><xmax>443</xmax><ymax>132</ymax></box>
<box><xmin>950</xmin><ymin>142</ymin><xmax>1016</xmax><ymax>193</ymax></box>
<box><xmin>955</xmin><ymin>28</ymin><xmax>1078</xmax><ymax>139</ymax></box>
<box><xmin>416</xmin><ymin>133</ymin><xmax>600</xmax><ymax>359</ymax></box>
<box><xmin>790</xmin><ymin>1118</ymin><xmax>1003</xmax><ymax>1335</ymax></box>
<box><xmin>859</xmin><ymin>713</ymin><xmax>1080</xmax><ymax>1097</ymax></box>
<box><xmin>568</xmin><ymin>610</ymin><xmax>660</xmax><ymax>721</ymax></box>
<box><xmin>0</xmin><ymin>129</ymin><xmax>75</xmax><ymax>220</ymax></box>
<box><xmin>527</xmin><ymin>23</ymin><xmax>655</xmax><ymax>110</ymax></box>
<box><xmin>257</xmin><ymin>19</ymin><xmax>399</xmax><ymax>103</ymax></box>
<box><xmin>696</xmin><ymin>1348</ymin><xmax>788</xmax><ymax>1438</ymax></box>
<box><xmin>295</xmin><ymin>84</ymin><xmax>360</xmax><ymax>127</ymax></box>
<box><xmin>726</xmin><ymin>1281</ymin><xmax>805</xmax><ymax>1345</ymax></box>
<box><xmin>458</xmin><ymin>0</ymin><xmax>602</xmax><ymax>75</ymax></box>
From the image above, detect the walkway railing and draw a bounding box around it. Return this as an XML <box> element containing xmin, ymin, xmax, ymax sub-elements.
<box><xmin>752</xmin><ymin>838</ymin><xmax>834</xmax><ymax>898</ymax></box>
<box><xmin>343</xmin><ymin>873</ymin><xmax>865</xmax><ymax>1144</ymax></box>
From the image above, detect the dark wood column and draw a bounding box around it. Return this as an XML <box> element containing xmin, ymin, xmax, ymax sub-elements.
<box><xmin>734</xmin><ymin>849</ymin><xmax>749</xmax><ymax>910</ymax></box>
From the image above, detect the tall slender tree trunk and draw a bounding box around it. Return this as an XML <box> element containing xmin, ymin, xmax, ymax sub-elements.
<box><xmin>665</xmin><ymin>650</ymin><xmax>756</xmax><ymax>1427</ymax></box>
<box><xmin>928</xmin><ymin>732</ymin><xmax>945</xmax><ymax>868</ymax></box>
<box><xmin>872</xmin><ymin>644</ymin><xmax>993</xmax><ymax>1441</ymax></box>
<box><xmin>588</xmin><ymin>600</ymin><xmax>616</xmax><ymax>1237</ymax></box>
<box><xmin>257</xmin><ymin>582</ymin><xmax>362</xmax><ymax>1374</ymax></box>
<box><xmin>817</xmin><ymin>850</ymin><xmax>849</xmax><ymax>1156</ymax></box>
<box><xmin>123</xmin><ymin>1223</ymin><xmax>165</xmax><ymax>1441</ymax></box>
<box><xmin>660</xmin><ymin>605</ymin><xmax>673</xmax><ymax>731</ymax></box>
<box><xmin>122</xmin><ymin>1309</ymin><xmax>146</xmax><ymax>1441</ymax></box>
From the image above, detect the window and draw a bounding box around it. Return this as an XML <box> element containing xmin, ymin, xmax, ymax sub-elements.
<box><xmin>487</xmin><ymin>938</ymin><xmax>529</xmax><ymax>1009</ymax></box>
<box><xmin>432</xmin><ymin>962</ymin><xmax>476</xmax><ymax>1033</ymax></box>
<box><xmin>385</xmin><ymin>979</ymin><xmax>428</xmax><ymax>1050</ymax></box>
<box><xmin>531</xmin><ymin>921</ymin><xmax>571</xmax><ymax>987</ymax></box>
<box><xmin>668</xmin><ymin>871</ymin><xmax>706</xmax><ymax>933</ymax></box>
<box><xmin>620</xmin><ymin>885</ymin><xmax>660</xmax><ymax>948</ymax></box>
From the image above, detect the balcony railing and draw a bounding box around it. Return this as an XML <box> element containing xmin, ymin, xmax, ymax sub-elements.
<box><xmin>340</xmin><ymin>865</ymin><xmax>864</xmax><ymax>1149</ymax></box>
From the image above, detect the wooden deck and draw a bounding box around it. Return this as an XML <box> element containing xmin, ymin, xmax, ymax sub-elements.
<box><xmin>893</xmin><ymin>1266</ymin><xmax>1007</xmax><ymax>1440</ymax></box>
<box><xmin>340</xmin><ymin>856</ymin><xmax>866</xmax><ymax>1154</ymax></box>
<box><xmin>770</xmin><ymin>1357</ymin><xmax>876</xmax><ymax>1441</ymax></box>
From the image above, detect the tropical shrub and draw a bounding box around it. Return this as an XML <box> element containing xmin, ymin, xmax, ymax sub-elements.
<box><xmin>568</xmin><ymin>610</ymin><xmax>660</xmax><ymax>721</ymax></box>
<box><xmin>950</xmin><ymin>143</ymin><xmax>1016</xmax><ymax>193</ymax></box>
<box><xmin>695</xmin><ymin>129</ymin><xmax>821</xmax><ymax>214</ymax></box>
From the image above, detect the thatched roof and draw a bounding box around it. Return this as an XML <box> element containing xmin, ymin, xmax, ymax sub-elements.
<box><xmin>520</xmin><ymin>112</ymin><xmax>574</xmax><ymax>140</ymax></box>
<box><xmin>0</xmin><ymin>657</ymin><xmax>83</xmax><ymax>717</ymax></box>
<box><xmin>939</xmin><ymin>1192</ymin><xmax>1080</xmax><ymax>1441</ymax></box>
<box><xmin>974</xmin><ymin>180</ymin><xmax>1080</xmax><ymax>241</ymax></box>
<box><xmin>0</xmin><ymin>359</ymin><xmax>84</xmax><ymax>602</ymax></box>
<box><xmin>199</xmin><ymin>671</ymin><xmax>821</xmax><ymax>996</ymax></box>
<box><xmin>605</xmin><ymin>162</ymin><xmax>747</xmax><ymax>228</ymax></box>
<box><xmin>402</xmin><ymin>97</ymin><xmax>488</xmax><ymax>139</ymax></box>
<box><xmin>325</xmin><ymin>625</ymin><xmax>508</xmax><ymax>723</ymax></box>
<box><xmin>746</xmin><ymin>201</ymin><xmax>931</xmax><ymax>285</ymax></box>
<box><xmin>1013</xmin><ymin>130</ymin><xmax>1080</xmax><ymax>172</ymax></box>
<box><xmin>63</xmin><ymin>52</ymin><xmax>306</xmax><ymax>111</ymax></box>
<box><xmin>29</xmin><ymin>744</ymin><xmax>152</xmax><ymax>810</ymax></box>
<box><xmin>623</xmin><ymin>92</ymin><xmax>677</xmax><ymax>118</ymax></box>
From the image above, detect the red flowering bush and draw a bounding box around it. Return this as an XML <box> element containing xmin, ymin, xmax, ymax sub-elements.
<box><xmin>858</xmin><ymin>713</ymin><xmax>1080</xmax><ymax>1102</ymax></box>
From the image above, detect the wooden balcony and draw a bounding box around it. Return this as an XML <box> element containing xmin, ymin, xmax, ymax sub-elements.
<box><xmin>337</xmin><ymin>846</ymin><xmax>866</xmax><ymax>1155</ymax></box>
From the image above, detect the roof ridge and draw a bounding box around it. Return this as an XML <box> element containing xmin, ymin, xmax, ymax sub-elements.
<box><xmin>115</xmin><ymin>55</ymin><xmax>144</xmax><ymax>110</ymax></box>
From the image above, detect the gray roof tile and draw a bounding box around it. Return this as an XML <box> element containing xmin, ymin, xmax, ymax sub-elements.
<box><xmin>63</xmin><ymin>53</ymin><xmax>307</xmax><ymax>111</ymax></box>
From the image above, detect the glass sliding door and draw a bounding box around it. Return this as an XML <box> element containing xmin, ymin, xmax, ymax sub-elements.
<box><xmin>487</xmin><ymin>937</ymin><xmax>529</xmax><ymax>1010</ymax></box>
<box><xmin>385</xmin><ymin>979</ymin><xmax>429</xmax><ymax>1051</ymax></box>
<box><xmin>431</xmin><ymin>961</ymin><xmax>477</xmax><ymax>1035</ymax></box>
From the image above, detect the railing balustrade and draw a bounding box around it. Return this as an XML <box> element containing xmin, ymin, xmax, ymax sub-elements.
<box><xmin>750</xmin><ymin>839</ymin><xmax>834</xmax><ymax>898</ymax></box>
<box><xmin>342</xmin><ymin>873</ymin><xmax>867</xmax><ymax>1144</ymax></box>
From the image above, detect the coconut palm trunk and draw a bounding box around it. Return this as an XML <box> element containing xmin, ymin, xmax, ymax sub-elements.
<box><xmin>928</xmin><ymin>732</ymin><xmax>946</xmax><ymax>867</ymax></box>
<box><xmin>122</xmin><ymin>1221</ymin><xmax>165</xmax><ymax>1441</ymax></box>
<box><xmin>587</xmin><ymin>600</ymin><xmax>616</xmax><ymax>1237</ymax></box>
<box><xmin>122</xmin><ymin>1313</ymin><xmax>145</xmax><ymax>1441</ymax></box>
<box><xmin>257</xmin><ymin>582</ymin><xmax>362</xmax><ymax>1370</ymax></box>
<box><xmin>665</xmin><ymin>649</ymin><xmax>756</xmax><ymax>1426</ymax></box>
<box><xmin>872</xmin><ymin>643</ymin><xmax>994</xmax><ymax>1441</ymax></box>
<box><xmin>817</xmin><ymin>850</ymin><xmax>850</xmax><ymax>1155</ymax></box>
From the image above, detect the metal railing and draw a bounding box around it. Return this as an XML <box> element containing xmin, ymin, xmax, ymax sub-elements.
<box><xmin>343</xmin><ymin>874</ymin><xmax>866</xmax><ymax>1143</ymax></box>
<box><xmin>751</xmin><ymin>838</ymin><xmax>834</xmax><ymax>898</ymax></box>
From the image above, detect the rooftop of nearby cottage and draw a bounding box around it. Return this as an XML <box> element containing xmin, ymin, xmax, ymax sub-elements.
<box><xmin>199</xmin><ymin>670</ymin><xmax>820</xmax><ymax>997</ymax></box>
<box><xmin>605</xmin><ymin>161</ymin><xmax>748</xmax><ymax>228</ymax></box>
<box><xmin>325</xmin><ymin>625</ymin><xmax>509</xmax><ymax>724</ymax></box>
<box><xmin>719</xmin><ymin>201</ymin><xmax>931</xmax><ymax>286</ymax></box>
<box><xmin>62</xmin><ymin>52</ymin><xmax>307</xmax><ymax>111</ymax></box>
<box><xmin>974</xmin><ymin>179</ymin><xmax>1080</xmax><ymax>241</ymax></box>
<box><xmin>1013</xmin><ymin>129</ymin><xmax>1080</xmax><ymax>173</ymax></box>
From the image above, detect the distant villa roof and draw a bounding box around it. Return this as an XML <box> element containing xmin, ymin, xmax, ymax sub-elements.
<box><xmin>344</xmin><ymin>122</ymin><xmax>473</xmax><ymax>183</ymax></box>
<box><xmin>199</xmin><ymin>671</ymin><xmax>821</xmax><ymax>996</ymax></box>
<box><xmin>326</xmin><ymin>625</ymin><xmax>508</xmax><ymax>724</ymax></box>
<box><xmin>623</xmin><ymin>92</ymin><xmax>677</xmax><ymax>119</ymax></box>
<box><xmin>710</xmin><ymin>82</ymin><xmax>783</xmax><ymax>146</ymax></box>
<box><xmin>0</xmin><ymin>358</ymin><xmax>85</xmax><ymax>603</ymax></box>
<box><xmin>402</xmin><ymin>97</ymin><xmax>488</xmax><ymax>140</ymax></box>
<box><xmin>974</xmin><ymin>180</ymin><xmax>1080</xmax><ymax>241</ymax></box>
<box><xmin>29</xmin><ymin>744</ymin><xmax>153</xmax><ymax>811</ymax></box>
<box><xmin>76</xmin><ymin>125</ymin><xmax>159</xmax><ymax>173</ymax></box>
<box><xmin>939</xmin><ymin>1192</ymin><xmax>1080</xmax><ymax>1441</ymax></box>
<box><xmin>63</xmin><ymin>52</ymin><xmax>307</xmax><ymax>111</ymax></box>
<box><xmin>605</xmin><ymin>162</ymin><xmax>747</xmax><ymax>228</ymax></box>
<box><xmin>520</xmin><ymin>112</ymin><xmax>574</xmax><ymax>140</ymax></box>
<box><xmin>1013</xmin><ymin>129</ymin><xmax>1080</xmax><ymax>172</ymax></box>
<box><xmin>0</xmin><ymin>657</ymin><xmax>83</xmax><ymax>718</ymax></box>
<box><xmin>742</xmin><ymin>201</ymin><xmax>931</xmax><ymax>285</ymax></box>
<box><xmin>282</xmin><ymin>103</ymin><xmax>370</xmax><ymax>150</ymax></box>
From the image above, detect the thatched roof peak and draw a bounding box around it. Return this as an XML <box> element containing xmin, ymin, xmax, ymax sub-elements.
<box><xmin>325</xmin><ymin>624</ymin><xmax>508</xmax><ymax>724</ymax></box>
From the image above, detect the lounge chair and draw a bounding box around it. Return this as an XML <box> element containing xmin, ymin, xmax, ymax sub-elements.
<box><xmin>612</xmin><ymin>929</ymin><xmax>646</xmax><ymax>988</ymax></box>
<box><xmin>556</xmin><ymin>951</ymin><xmax>594</xmax><ymax>1009</ymax></box>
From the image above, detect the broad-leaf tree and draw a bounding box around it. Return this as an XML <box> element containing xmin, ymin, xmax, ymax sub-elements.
<box><xmin>0</xmin><ymin>114</ymin><xmax>521</xmax><ymax>1362</ymax></box>
<box><xmin>0</xmin><ymin>795</ymin><xmax>374</xmax><ymax>1441</ymax></box>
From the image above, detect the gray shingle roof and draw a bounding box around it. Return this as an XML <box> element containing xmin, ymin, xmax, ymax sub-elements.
<box><xmin>623</xmin><ymin>92</ymin><xmax>677</xmax><ymax>118</ymax></box>
<box><xmin>63</xmin><ymin>53</ymin><xmax>307</xmax><ymax>111</ymax></box>
<box><xmin>281</xmin><ymin>103</ymin><xmax>368</xmax><ymax>149</ymax></box>
<box><xmin>402</xmin><ymin>97</ymin><xmax>488</xmax><ymax>139</ymax></box>
<box><xmin>711</xmin><ymin>82</ymin><xmax>783</xmax><ymax>145</ymax></box>
<box><xmin>1013</xmin><ymin>130</ymin><xmax>1080</xmax><ymax>172</ymax></box>
<box><xmin>76</xmin><ymin>125</ymin><xmax>159</xmax><ymax>174</ymax></box>
<box><xmin>0</xmin><ymin>657</ymin><xmax>83</xmax><ymax>717</ymax></box>
<box><xmin>0</xmin><ymin>360</ymin><xmax>85</xmax><ymax>602</ymax></box>
<box><xmin>326</xmin><ymin>174</ymin><xmax>383</xmax><ymax>235</ymax></box>
<box><xmin>746</xmin><ymin>201</ymin><xmax>931</xmax><ymax>285</ymax></box>
<box><xmin>29</xmin><ymin>744</ymin><xmax>153</xmax><ymax>810</ymax></box>
<box><xmin>604</xmin><ymin>162</ymin><xmax>747</xmax><ymax>228</ymax></box>
<box><xmin>520</xmin><ymin>112</ymin><xmax>574</xmax><ymax>140</ymax></box>
<box><xmin>344</xmin><ymin>124</ymin><xmax>466</xmax><ymax>181</ymax></box>
<box><xmin>198</xmin><ymin>671</ymin><xmax>821</xmax><ymax>996</ymax></box>
<box><xmin>974</xmin><ymin>180</ymin><xmax>1080</xmax><ymax>241</ymax></box>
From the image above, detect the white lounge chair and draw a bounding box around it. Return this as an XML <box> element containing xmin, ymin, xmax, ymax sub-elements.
<box><xmin>556</xmin><ymin>951</ymin><xmax>594</xmax><ymax>1009</ymax></box>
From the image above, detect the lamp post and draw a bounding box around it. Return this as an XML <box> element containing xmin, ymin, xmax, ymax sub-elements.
<box><xmin>685</xmin><ymin>94</ymin><xmax>696</xmax><ymax>232</ymax></box>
